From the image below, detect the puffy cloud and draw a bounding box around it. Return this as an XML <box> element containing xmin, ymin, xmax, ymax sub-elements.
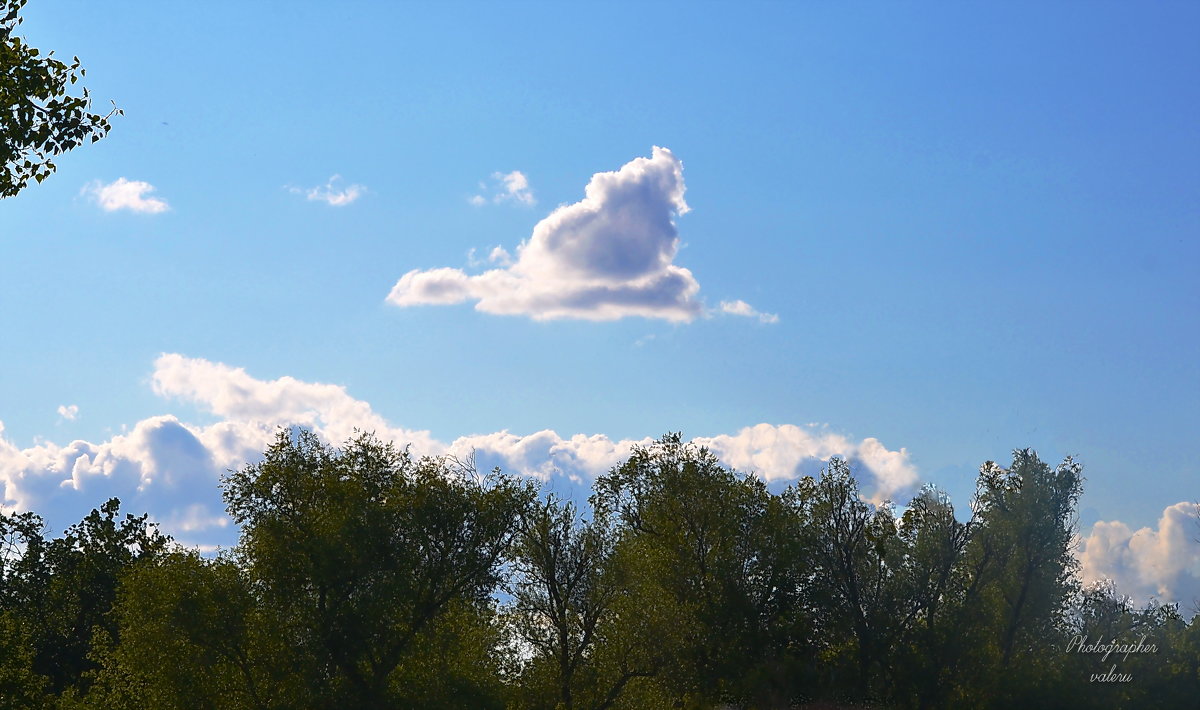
<box><xmin>391</xmin><ymin>147</ymin><xmax>761</xmax><ymax>322</ymax></box>
<box><xmin>151</xmin><ymin>353</ymin><xmax>440</xmax><ymax>455</ymax></box>
<box><xmin>720</xmin><ymin>300</ymin><xmax>779</xmax><ymax>324</ymax></box>
<box><xmin>83</xmin><ymin>178</ymin><xmax>169</xmax><ymax>213</ymax></box>
<box><xmin>448</xmin><ymin>430</ymin><xmax>651</xmax><ymax>484</ymax></box>
<box><xmin>0</xmin><ymin>415</ymin><xmax>234</xmax><ymax>545</ymax></box>
<box><xmin>290</xmin><ymin>175</ymin><xmax>365</xmax><ymax>206</ymax></box>
<box><xmin>56</xmin><ymin>404</ymin><xmax>78</xmax><ymax>421</ymax></box>
<box><xmin>472</xmin><ymin>170</ymin><xmax>535</xmax><ymax>206</ymax></box>
<box><xmin>693</xmin><ymin>423</ymin><xmax>918</xmax><ymax>503</ymax></box>
<box><xmin>1</xmin><ymin>355</ymin><xmax>918</xmax><ymax>549</ymax></box>
<box><xmin>1079</xmin><ymin>501</ymin><xmax>1200</xmax><ymax>610</ymax></box>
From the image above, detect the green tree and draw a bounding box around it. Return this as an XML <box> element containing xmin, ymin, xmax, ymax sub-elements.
<box><xmin>0</xmin><ymin>610</ymin><xmax>48</xmax><ymax>710</ymax></box>
<box><xmin>0</xmin><ymin>509</ymin><xmax>49</xmax><ymax>708</ymax></box>
<box><xmin>943</xmin><ymin>450</ymin><xmax>1083</xmax><ymax>707</ymax></box>
<box><xmin>389</xmin><ymin>598</ymin><xmax>510</xmax><ymax>710</ymax></box>
<box><xmin>889</xmin><ymin>485</ymin><xmax>972</xmax><ymax>709</ymax></box>
<box><xmin>0</xmin><ymin>499</ymin><xmax>168</xmax><ymax>700</ymax></box>
<box><xmin>787</xmin><ymin>458</ymin><xmax>915</xmax><ymax>704</ymax></box>
<box><xmin>592</xmin><ymin>434</ymin><xmax>804</xmax><ymax>707</ymax></box>
<box><xmin>222</xmin><ymin>429</ymin><xmax>535</xmax><ymax>709</ymax></box>
<box><xmin>1</xmin><ymin>0</ymin><xmax>119</xmax><ymax>197</ymax></box>
<box><xmin>87</xmin><ymin>550</ymin><xmax>293</xmax><ymax>710</ymax></box>
<box><xmin>1062</xmin><ymin>582</ymin><xmax>1199</xmax><ymax>709</ymax></box>
<box><xmin>505</xmin><ymin>495</ymin><xmax>650</xmax><ymax>710</ymax></box>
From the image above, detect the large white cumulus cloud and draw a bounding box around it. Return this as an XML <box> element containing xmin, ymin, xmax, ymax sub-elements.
<box><xmin>1079</xmin><ymin>501</ymin><xmax>1200</xmax><ymax>611</ymax></box>
<box><xmin>0</xmin><ymin>415</ymin><xmax>237</xmax><ymax>549</ymax></box>
<box><xmin>388</xmin><ymin>147</ymin><xmax>768</xmax><ymax>322</ymax></box>
<box><xmin>0</xmin><ymin>355</ymin><xmax>913</xmax><ymax>548</ymax></box>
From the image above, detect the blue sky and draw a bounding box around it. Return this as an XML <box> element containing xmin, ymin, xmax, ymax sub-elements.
<box><xmin>3</xmin><ymin>2</ymin><xmax>1198</xmax><ymax>606</ymax></box>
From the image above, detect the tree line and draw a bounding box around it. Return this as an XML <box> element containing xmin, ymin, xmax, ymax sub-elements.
<box><xmin>1</xmin><ymin>430</ymin><xmax>1197</xmax><ymax>709</ymax></box>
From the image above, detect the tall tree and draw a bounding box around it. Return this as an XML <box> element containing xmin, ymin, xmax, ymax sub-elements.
<box><xmin>0</xmin><ymin>509</ymin><xmax>50</xmax><ymax>709</ymax></box>
<box><xmin>592</xmin><ymin>433</ymin><xmax>804</xmax><ymax>707</ymax></box>
<box><xmin>505</xmin><ymin>495</ymin><xmax>647</xmax><ymax>710</ymax></box>
<box><xmin>788</xmin><ymin>458</ymin><xmax>915</xmax><ymax>703</ymax></box>
<box><xmin>1</xmin><ymin>0</ymin><xmax>119</xmax><ymax>197</ymax></box>
<box><xmin>222</xmin><ymin>429</ymin><xmax>535</xmax><ymax>709</ymax></box>
<box><xmin>944</xmin><ymin>450</ymin><xmax>1083</xmax><ymax>707</ymax></box>
<box><xmin>889</xmin><ymin>485</ymin><xmax>972</xmax><ymax>708</ymax></box>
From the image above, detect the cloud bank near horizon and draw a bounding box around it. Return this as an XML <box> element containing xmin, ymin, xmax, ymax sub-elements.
<box><xmin>0</xmin><ymin>354</ymin><xmax>914</xmax><ymax>548</ymax></box>
<box><xmin>3</xmin><ymin>353</ymin><xmax>1192</xmax><ymax>611</ymax></box>
<box><xmin>1079</xmin><ymin>501</ymin><xmax>1200</xmax><ymax>612</ymax></box>
<box><xmin>388</xmin><ymin>147</ymin><xmax>771</xmax><ymax>323</ymax></box>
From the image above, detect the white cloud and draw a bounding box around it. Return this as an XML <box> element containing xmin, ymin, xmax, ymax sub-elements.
<box><xmin>56</xmin><ymin>405</ymin><xmax>79</xmax><ymax>421</ymax></box>
<box><xmin>693</xmin><ymin>423</ymin><xmax>918</xmax><ymax>503</ymax></box>
<box><xmin>471</xmin><ymin>170</ymin><xmax>535</xmax><ymax>206</ymax></box>
<box><xmin>0</xmin><ymin>415</ymin><xmax>234</xmax><ymax>544</ymax></box>
<box><xmin>466</xmin><ymin>246</ymin><xmax>514</xmax><ymax>269</ymax></box>
<box><xmin>160</xmin><ymin>503</ymin><xmax>231</xmax><ymax>533</ymax></box>
<box><xmin>488</xmin><ymin>245</ymin><xmax>514</xmax><ymax>266</ymax></box>
<box><xmin>83</xmin><ymin>178</ymin><xmax>169</xmax><ymax>213</ymax></box>
<box><xmin>1079</xmin><ymin>501</ymin><xmax>1200</xmax><ymax>610</ymax></box>
<box><xmin>1</xmin><ymin>354</ymin><xmax>917</xmax><ymax>548</ymax></box>
<box><xmin>391</xmin><ymin>147</ymin><xmax>729</xmax><ymax>322</ymax></box>
<box><xmin>14</xmin><ymin>359</ymin><xmax>1196</xmax><ymax>611</ymax></box>
<box><xmin>290</xmin><ymin>174</ymin><xmax>365</xmax><ymax>206</ymax></box>
<box><xmin>719</xmin><ymin>299</ymin><xmax>779</xmax><ymax>324</ymax></box>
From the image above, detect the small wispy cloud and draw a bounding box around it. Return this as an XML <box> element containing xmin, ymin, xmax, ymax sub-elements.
<box><xmin>83</xmin><ymin>178</ymin><xmax>169</xmax><ymax>213</ymax></box>
<box><xmin>290</xmin><ymin>175</ymin><xmax>365</xmax><ymax>206</ymax></box>
<box><xmin>466</xmin><ymin>246</ymin><xmax>515</xmax><ymax>268</ymax></box>
<box><xmin>56</xmin><ymin>404</ymin><xmax>78</xmax><ymax>421</ymax></box>
<box><xmin>719</xmin><ymin>299</ymin><xmax>779</xmax><ymax>324</ymax></box>
<box><xmin>471</xmin><ymin>170</ymin><xmax>535</xmax><ymax>206</ymax></box>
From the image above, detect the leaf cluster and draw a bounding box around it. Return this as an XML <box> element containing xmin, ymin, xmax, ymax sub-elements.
<box><xmin>1</xmin><ymin>0</ymin><xmax>119</xmax><ymax>197</ymax></box>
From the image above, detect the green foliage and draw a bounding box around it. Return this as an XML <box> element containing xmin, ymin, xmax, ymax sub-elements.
<box><xmin>505</xmin><ymin>495</ymin><xmax>642</xmax><ymax>710</ymax></box>
<box><xmin>1</xmin><ymin>431</ymin><xmax>1196</xmax><ymax>709</ymax></box>
<box><xmin>0</xmin><ymin>499</ymin><xmax>169</xmax><ymax>700</ymax></box>
<box><xmin>389</xmin><ymin>598</ymin><xmax>510</xmax><ymax>709</ymax></box>
<box><xmin>1</xmin><ymin>0</ymin><xmax>119</xmax><ymax>197</ymax></box>
<box><xmin>222</xmin><ymin>429</ymin><xmax>536</xmax><ymax>709</ymax></box>
<box><xmin>1061</xmin><ymin>582</ymin><xmax>1200</xmax><ymax>709</ymax></box>
<box><xmin>0</xmin><ymin>610</ymin><xmax>48</xmax><ymax>710</ymax></box>
<box><xmin>949</xmin><ymin>451</ymin><xmax>1083</xmax><ymax>707</ymax></box>
<box><xmin>785</xmin><ymin>459</ymin><xmax>914</xmax><ymax>702</ymax></box>
<box><xmin>89</xmin><ymin>550</ymin><xmax>287</xmax><ymax>709</ymax></box>
<box><xmin>593</xmin><ymin>434</ymin><xmax>806</xmax><ymax>707</ymax></box>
